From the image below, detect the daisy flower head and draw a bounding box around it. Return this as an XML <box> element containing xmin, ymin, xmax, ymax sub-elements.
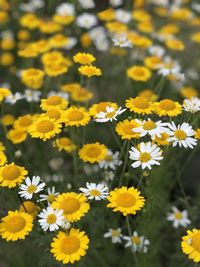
<box><xmin>40</xmin><ymin>95</ymin><xmax>68</xmax><ymax>111</ymax></box>
<box><xmin>78</xmin><ymin>65</ymin><xmax>102</xmax><ymax>77</ymax></box>
<box><xmin>0</xmin><ymin>210</ymin><xmax>33</xmax><ymax>241</ymax></box>
<box><xmin>39</xmin><ymin>186</ymin><xmax>59</xmax><ymax>204</ymax></box>
<box><xmin>99</xmin><ymin>150</ymin><xmax>122</xmax><ymax>170</ymax></box>
<box><xmin>95</xmin><ymin>106</ymin><xmax>126</xmax><ymax>122</ymax></box>
<box><xmin>127</xmin><ymin>66</ymin><xmax>152</xmax><ymax>82</ymax></box>
<box><xmin>38</xmin><ymin>207</ymin><xmax>65</xmax><ymax>232</ymax></box>
<box><xmin>61</xmin><ymin>106</ymin><xmax>91</xmax><ymax>127</ymax></box>
<box><xmin>124</xmin><ymin>231</ymin><xmax>150</xmax><ymax>253</ymax></box>
<box><xmin>112</xmin><ymin>33</ymin><xmax>132</xmax><ymax>48</ymax></box>
<box><xmin>183</xmin><ymin>97</ymin><xmax>200</xmax><ymax>113</ymax></box>
<box><xmin>73</xmin><ymin>52</ymin><xmax>96</xmax><ymax>65</ymax></box>
<box><xmin>115</xmin><ymin>119</ymin><xmax>140</xmax><ymax>140</ymax></box>
<box><xmin>51</xmin><ymin>228</ymin><xmax>89</xmax><ymax>264</ymax></box>
<box><xmin>154</xmin><ymin>99</ymin><xmax>182</xmax><ymax>117</ymax></box>
<box><xmin>79</xmin><ymin>182</ymin><xmax>109</xmax><ymax>201</ymax></box>
<box><xmin>168</xmin><ymin>122</ymin><xmax>197</xmax><ymax>148</ymax></box>
<box><xmin>104</xmin><ymin>228</ymin><xmax>123</xmax><ymax>243</ymax></box>
<box><xmin>181</xmin><ymin>229</ymin><xmax>200</xmax><ymax>263</ymax></box>
<box><xmin>51</xmin><ymin>192</ymin><xmax>90</xmax><ymax>222</ymax></box>
<box><xmin>129</xmin><ymin>142</ymin><xmax>163</xmax><ymax>170</ymax></box>
<box><xmin>19</xmin><ymin>176</ymin><xmax>46</xmax><ymax>199</ymax></box>
<box><xmin>79</xmin><ymin>142</ymin><xmax>107</xmax><ymax>163</ymax></box>
<box><xmin>54</xmin><ymin>137</ymin><xmax>77</xmax><ymax>153</ymax></box>
<box><xmin>19</xmin><ymin>200</ymin><xmax>40</xmax><ymax>218</ymax></box>
<box><xmin>167</xmin><ymin>206</ymin><xmax>191</xmax><ymax>228</ymax></box>
<box><xmin>133</xmin><ymin>118</ymin><xmax>170</xmax><ymax>139</ymax></box>
<box><xmin>126</xmin><ymin>97</ymin><xmax>155</xmax><ymax>115</ymax></box>
<box><xmin>107</xmin><ymin>186</ymin><xmax>145</xmax><ymax>216</ymax></box>
<box><xmin>24</xmin><ymin>89</ymin><xmax>41</xmax><ymax>102</ymax></box>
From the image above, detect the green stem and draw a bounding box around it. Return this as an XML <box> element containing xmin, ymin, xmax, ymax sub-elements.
<box><xmin>119</xmin><ymin>142</ymin><xmax>130</xmax><ymax>187</ymax></box>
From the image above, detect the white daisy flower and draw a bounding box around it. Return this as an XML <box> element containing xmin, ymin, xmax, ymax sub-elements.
<box><xmin>56</xmin><ymin>3</ymin><xmax>75</xmax><ymax>16</ymax></box>
<box><xmin>39</xmin><ymin>186</ymin><xmax>59</xmax><ymax>204</ymax></box>
<box><xmin>99</xmin><ymin>150</ymin><xmax>122</xmax><ymax>170</ymax></box>
<box><xmin>167</xmin><ymin>206</ymin><xmax>191</xmax><ymax>228</ymax></box>
<box><xmin>5</xmin><ymin>92</ymin><xmax>24</xmax><ymax>104</ymax></box>
<box><xmin>24</xmin><ymin>89</ymin><xmax>41</xmax><ymax>102</ymax></box>
<box><xmin>124</xmin><ymin>231</ymin><xmax>150</xmax><ymax>253</ymax></box>
<box><xmin>95</xmin><ymin>106</ymin><xmax>126</xmax><ymax>123</ymax></box>
<box><xmin>78</xmin><ymin>0</ymin><xmax>95</xmax><ymax>9</ymax></box>
<box><xmin>115</xmin><ymin>9</ymin><xmax>131</xmax><ymax>24</ymax></box>
<box><xmin>133</xmin><ymin>118</ymin><xmax>170</xmax><ymax>139</ymax></box>
<box><xmin>47</xmin><ymin>91</ymin><xmax>69</xmax><ymax>100</ymax></box>
<box><xmin>104</xmin><ymin>171</ymin><xmax>115</xmax><ymax>182</ymax></box>
<box><xmin>19</xmin><ymin>176</ymin><xmax>46</xmax><ymax>199</ymax></box>
<box><xmin>64</xmin><ymin>37</ymin><xmax>77</xmax><ymax>50</ymax></box>
<box><xmin>79</xmin><ymin>182</ymin><xmax>109</xmax><ymax>200</ymax></box>
<box><xmin>38</xmin><ymin>207</ymin><xmax>65</xmax><ymax>232</ymax></box>
<box><xmin>104</xmin><ymin>228</ymin><xmax>123</xmax><ymax>243</ymax></box>
<box><xmin>76</xmin><ymin>13</ymin><xmax>97</xmax><ymax>29</ymax></box>
<box><xmin>148</xmin><ymin>45</ymin><xmax>165</xmax><ymax>57</ymax></box>
<box><xmin>109</xmin><ymin>0</ymin><xmax>123</xmax><ymax>7</ymax></box>
<box><xmin>60</xmin><ymin>219</ymin><xmax>71</xmax><ymax>230</ymax></box>
<box><xmin>112</xmin><ymin>34</ymin><xmax>132</xmax><ymax>48</ymax></box>
<box><xmin>168</xmin><ymin>122</ymin><xmax>197</xmax><ymax>148</ymax></box>
<box><xmin>183</xmin><ymin>97</ymin><xmax>200</xmax><ymax>113</ymax></box>
<box><xmin>129</xmin><ymin>142</ymin><xmax>163</xmax><ymax>170</ymax></box>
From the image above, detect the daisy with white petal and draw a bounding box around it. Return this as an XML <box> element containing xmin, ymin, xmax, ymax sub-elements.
<box><xmin>167</xmin><ymin>206</ymin><xmax>191</xmax><ymax>228</ymax></box>
<box><xmin>183</xmin><ymin>97</ymin><xmax>200</xmax><ymax>113</ymax></box>
<box><xmin>112</xmin><ymin>34</ymin><xmax>132</xmax><ymax>48</ymax></box>
<box><xmin>109</xmin><ymin>0</ymin><xmax>123</xmax><ymax>7</ymax></box>
<box><xmin>95</xmin><ymin>106</ymin><xmax>126</xmax><ymax>122</ymax></box>
<box><xmin>56</xmin><ymin>3</ymin><xmax>75</xmax><ymax>16</ymax></box>
<box><xmin>133</xmin><ymin>118</ymin><xmax>170</xmax><ymax>139</ymax></box>
<box><xmin>38</xmin><ymin>207</ymin><xmax>65</xmax><ymax>232</ymax></box>
<box><xmin>5</xmin><ymin>92</ymin><xmax>24</xmax><ymax>104</ymax></box>
<box><xmin>39</xmin><ymin>186</ymin><xmax>59</xmax><ymax>204</ymax></box>
<box><xmin>78</xmin><ymin>0</ymin><xmax>95</xmax><ymax>9</ymax></box>
<box><xmin>60</xmin><ymin>219</ymin><xmax>71</xmax><ymax>230</ymax></box>
<box><xmin>99</xmin><ymin>150</ymin><xmax>122</xmax><ymax>170</ymax></box>
<box><xmin>19</xmin><ymin>176</ymin><xmax>46</xmax><ymax>199</ymax></box>
<box><xmin>124</xmin><ymin>231</ymin><xmax>150</xmax><ymax>253</ymax></box>
<box><xmin>76</xmin><ymin>13</ymin><xmax>97</xmax><ymax>29</ymax></box>
<box><xmin>104</xmin><ymin>228</ymin><xmax>122</xmax><ymax>243</ymax></box>
<box><xmin>24</xmin><ymin>89</ymin><xmax>41</xmax><ymax>102</ymax></box>
<box><xmin>79</xmin><ymin>182</ymin><xmax>109</xmax><ymax>200</ymax></box>
<box><xmin>148</xmin><ymin>45</ymin><xmax>165</xmax><ymax>57</ymax></box>
<box><xmin>129</xmin><ymin>142</ymin><xmax>163</xmax><ymax>170</ymax></box>
<box><xmin>115</xmin><ymin>9</ymin><xmax>131</xmax><ymax>24</ymax></box>
<box><xmin>168</xmin><ymin>122</ymin><xmax>197</xmax><ymax>148</ymax></box>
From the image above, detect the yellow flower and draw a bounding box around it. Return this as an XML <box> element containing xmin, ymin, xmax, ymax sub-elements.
<box><xmin>39</xmin><ymin>20</ymin><xmax>62</xmax><ymax>34</ymax></box>
<box><xmin>89</xmin><ymin>102</ymin><xmax>118</xmax><ymax>117</ymax></box>
<box><xmin>0</xmin><ymin>87</ymin><xmax>11</xmax><ymax>101</ymax></box>
<box><xmin>195</xmin><ymin>129</ymin><xmax>200</xmax><ymax>140</ymax></box>
<box><xmin>53</xmin><ymin>14</ymin><xmax>74</xmax><ymax>25</ymax></box>
<box><xmin>40</xmin><ymin>95</ymin><xmax>68</xmax><ymax>111</ymax></box>
<box><xmin>61</xmin><ymin>83</ymin><xmax>81</xmax><ymax>94</ymax></box>
<box><xmin>19</xmin><ymin>201</ymin><xmax>40</xmax><ymax>219</ymax></box>
<box><xmin>127</xmin><ymin>66</ymin><xmax>152</xmax><ymax>81</ymax></box>
<box><xmin>71</xmin><ymin>87</ymin><xmax>93</xmax><ymax>102</ymax></box>
<box><xmin>191</xmin><ymin>32</ymin><xmax>200</xmax><ymax>44</ymax></box>
<box><xmin>0</xmin><ymin>163</ymin><xmax>28</xmax><ymax>188</ymax></box>
<box><xmin>144</xmin><ymin>56</ymin><xmax>163</xmax><ymax>70</ymax></box>
<box><xmin>45</xmin><ymin>108</ymin><xmax>64</xmax><ymax>122</ymax></box>
<box><xmin>79</xmin><ymin>143</ymin><xmax>107</xmax><ymax>163</ymax></box>
<box><xmin>51</xmin><ymin>229</ymin><xmax>89</xmax><ymax>264</ymax></box>
<box><xmin>180</xmin><ymin>87</ymin><xmax>198</xmax><ymax>99</ymax></box>
<box><xmin>18</xmin><ymin>44</ymin><xmax>39</xmax><ymax>58</ymax></box>
<box><xmin>154</xmin><ymin>132</ymin><xmax>170</xmax><ymax>146</ymax></box>
<box><xmin>20</xmin><ymin>13</ymin><xmax>40</xmax><ymax>29</ymax></box>
<box><xmin>154</xmin><ymin>99</ymin><xmax>182</xmax><ymax>117</ymax></box>
<box><xmin>106</xmin><ymin>21</ymin><xmax>127</xmax><ymax>34</ymax></box>
<box><xmin>51</xmin><ymin>192</ymin><xmax>90</xmax><ymax>222</ymax></box>
<box><xmin>0</xmin><ymin>142</ymin><xmax>6</xmax><ymax>152</ymax></box>
<box><xmin>54</xmin><ymin>137</ymin><xmax>77</xmax><ymax>153</ymax></box>
<box><xmin>41</xmin><ymin>51</ymin><xmax>64</xmax><ymax>66</ymax></box>
<box><xmin>181</xmin><ymin>229</ymin><xmax>200</xmax><ymax>263</ymax></box>
<box><xmin>1</xmin><ymin>38</ymin><xmax>15</xmax><ymax>50</ymax></box>
<box><xmin>126</xmin><ymin>97</ymin><xmax>155</xmax><ymax>115</ymax></box>
<box><xmin>0</xmin><ymin>11</ymin><xmax>9</xmax><ymax>24</ymax></box>
<box><xmin>1</xmin><ymin>52</ymin><xmax>14</xmax><ymax>65</ymax></box>
<box><xmin>73</xmin><ymin>52</ymin><xmax>96</xmax><ymax>65</ymax></box>
<box><xmin>107</xmin><ymin>186</ymin><xmax>145</xmax><ymax>216</ymax></box>
<box><xmin>7</xmin><ymin>129</ymin><xmax>28</xmax><ymax>144</ymax></box>
<box><xmin>132</xmin><ymin>9</ymin><xmax>151</xmax><ymax>22</ymax></box>
<box><xmin>21</xmin><ymin>68</ymin><xmax>44</xmax><ymax>90</ymax></box>
<box><xmin>1</xmin><ymin>114</ymin><xmax>15</xmax><ymax>126</ymax></box>
<box><xmin>49</xmin><ymin>33</ymin><xmax>69</xmax><ymax>48</ymax></box>
<box><xmin>78</xmin><ymin>65</ymin><xmax>102</xmax><ymax>77</ymax></box>
<box><xmin>0</xmin><ymin>151</ymin><xmax>7</xmax><ymax>166</ymax></box>
<box><xmin>80</xmin><ymin>33</ymin><xmax>92</xmax><ymax>48</ymax></box>
<box><xmin>165</xmin><ymin>39</ymin><xmax>185</xmax><ymax>51</ymax></box>
<box><xmin>14</xmin><ymin>115</ymin><xmax>33</xmax><ymax>131</ymax></box>
<box><xmin>171</xmin><ymin>8</ymin><xmax>192</xmax><ymax>21</ymax></box>
<box><xmin>17</xmin><ymin>30</ymin><xmax>30</xmax><ymax>41</ymax></box>
<box><xmin>28</xmin><ymin>115</ymin><xmax>62</xmax><ymax>141</ymax></box>
<box><xmin>0</xmin><ymin>210</ymin><xmax>33</xmax><ymax>241</ymax></box>
<box><xmin>139</xmin><ymin>89</ymin><xmax>158</xmax><ymax>102</ymax></box>
<box><xmin>44</xmin><ymin>63</ymin><xmax>68</xmax><ymax>77</ymax></box>
<box><xmin>115</xmin><ymin>119</ymin><xmax>140</xmax><ymax>140</ymax></box>
<box><xmin>97</xmin><ymin>8</ymin><xmax>115</xmax><ymax>21</ymax></box>
<box><xmin>61</xmin><ymin>106</ymin><xmax>90</xmax><ymax>127</ymax></box>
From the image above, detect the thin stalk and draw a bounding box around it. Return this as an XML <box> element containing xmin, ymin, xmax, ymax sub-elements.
<box><xmin>119</xmin><ymin>142</ymin><xmax>130</xmax><ymax>187</ymax></box>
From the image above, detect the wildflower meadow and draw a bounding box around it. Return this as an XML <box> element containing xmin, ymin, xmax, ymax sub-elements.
<box><xmin>1</xmin><ymin>0</ymin><xmax>200</xmax><ymax>266</ymax></box>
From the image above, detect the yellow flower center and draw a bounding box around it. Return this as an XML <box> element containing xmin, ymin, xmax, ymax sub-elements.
<box><xmin>36</xmin><ymin>120</ymin><xmax>54</xmax><ymax>133</ymax></box>
<box><xmin>19</xmin><ymin>117</ymin><xmax>32</xmax><ymax>127</ymax></box>
<box><xmin>133</xmin><ymin>68</ymin><xmax>145</xmax><ymax>76</ymax></box>
<box><xmin>20</xmin><ymin>201</ymin><xmax>36</xmax><ymax>214</ymax></box>
<box><xmin>140</xmin><ymin>152</ymin><xmax>151</xmax><ymax>163</ymax></box>
<box><xmin>67</xmin><ymin>110</ymin><xmax>84</xmax><ymax>121</ymax></box>
<box><xmin>106</xmin><ymin>111</ymin><xmax>115</xmax><ymax>118</ymax></box>
<box><xmin>2</xmin><ymin>165</ymin><xmax>20</xmax><ymax>180</ymax></box>
<box><xmin>174</xmin><ymin>130</ymin><xmax>187</xmax><ymax>140</ymax></box>
<box><xmin>89</xmin><ymin>189</ymin><xmax>101</xmax><ymax>196</ymax></box>
<box><xmin>159</xmin><ymin>99</ymin><xmax>175</xmax><ymax>111</ymax></box>
<box><xmin>46</xmin><ymin>109</ymin><xmax>61</xmax><ymax>120</ymax></box>
<box><xmin>47</xmin><ymin>194</ymin><xmax>56</xmax><ymax>203</ymax></box>
<box><xmin>117</xmin><ymin>192</ymin><xmax>136</xmax><ymax>207</ymax></box>
<box><xmin>61</xmin><ymin>236</ymin><xmax>80</xmax><ymax>254</ymax></box>
<box><xmin>86</xmin><ymin>146</ymin><xmax>101</xmax><ymax>158</ymax></box>
<box><xmin>60</xmin><ymin>197</ymin><xmax>80</xmax><ymax>214</ymax></box>
<box><xmin>6</xmin><ymin>215</ymin><xmax>26</xmax><ymax>233</ymax></box>
<box><xmin>27</xmin><ymin>185</ymin><xmax>37</xmax><ymax>193</ymax></box>
<box><xmin>132</xmin><ymin>236</ymin><xmax>141</xmax><ymax>245</ymax></box>
<box><xmin>174</xmin><ymin>212</ymin><xmax>183</xmax><ymax>220</ymax></box>
<box><xmin>59</xmin><ymin>138</ymin><xmax>71</xmax><ymax>146</ymax></box>
<box><xmin>46</xmin><ymin>96</ymin><xmax>61</xmax><ymax>105</ymax></box>
<box><xmin>143</xmin><ymin>121</ymin><xmax>156</xmax><ymax>130</ymax></box>
<box><xmin>96</xmin><ymin>102</ymin><xmax>112</xmax><ymax>113</ymax></box>
<box><xmin>105</xmin><ymin>154</ymin><xmax>113</xmax><ymax>162</ymax></box>
<box><xmin>192</xmin><ymin>233</ymin><xmax>200</xmax><ymax>252</ymax></box>
<box><xmin>46</xmin><ymin>214</ymin><xmax>57</xmax><ymax>224</ymax></box>
<box><xmin>134</xmin><ymin>97</ymin><xmax>149</xmax><ymax>109</ymax></box>
<box><xmin>111</xmin><ymin>230</ymin><xmax>120</xmax><ymax>237</ymax></box>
